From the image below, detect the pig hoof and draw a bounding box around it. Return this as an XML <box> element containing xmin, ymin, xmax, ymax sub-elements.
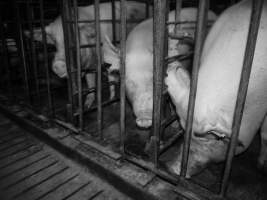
<box><xmin>136</xmin><ymin>118</ymin><xmax>152</xmax><ymax>128</ymax></box>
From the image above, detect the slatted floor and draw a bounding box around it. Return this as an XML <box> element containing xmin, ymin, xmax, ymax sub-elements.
<box><xmin>0</xmin><ymin>114</ymin><xmax>132</xmax><ymax>200</ymax></box>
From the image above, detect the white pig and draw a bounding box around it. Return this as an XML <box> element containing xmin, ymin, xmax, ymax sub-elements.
<box><xmin>103</xmin><ymin>8</ymin><xmax>217</xmax><ymax>128</ymax></box>
<box><xmin>27</xmin><ymin>1</ymin><xmax>151</xmax><ymax>108</ymax></box>
<box><xmin>165</xmin><ymin>0</ymin><xmax>267</xmax><ymax>177</ymax></box>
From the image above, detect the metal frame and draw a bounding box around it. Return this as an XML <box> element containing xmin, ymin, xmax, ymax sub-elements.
<box><xmin>0</xmin><ymin>0</ymin><xmax>264</xmax><ymax>199</ymax></box>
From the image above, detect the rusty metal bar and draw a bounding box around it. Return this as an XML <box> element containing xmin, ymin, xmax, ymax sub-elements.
<box><xmin>27</xmin><ymin>0</ymin><xmax>41</xmax><ymax>104</ymax></box>
<box><xmin>180</xmin><ymin>0</ymin><xmax>209</xmax><ymax>178</ymax></box>
<box><xmin>220</xmin><ymin>0</ymin><xmax>264</xmax><ymax>196</ymax></box>
<box><xmin>152</xmin><ymin>0</ymin><xmax>167</xmax><ymax>168</ymax></box>
<box><xmin>111</xmin><ymin>0</ymin><xmax>116</xmax><ymax>43</ymax></box>
<box><xmin>95</xmin><ymin>0</ymin><xmax>103</xmax><ymax>138</ymax></box>
<box><xmin>73</xmin><ymin>0</ymin><xmax>83</xmax><ymax>131</ymax></box>
<box><xmin>13</xmin><ymin>1</ymin><xmax>31</xmax><ymax>104</ymax></box>
<box><xmin>120</xmin><ymin>0</ymin><xmax>127</xmax><ymax>155</ymax></box>
<box><xmin>61</xmin><ymin>0</ymin><xmax>74</xmax><ymax>123</ymax></box>
<box><xmin>39</xmin><ymin>0</ymin><xmax>55</xmax><ymax>118</ymax></box>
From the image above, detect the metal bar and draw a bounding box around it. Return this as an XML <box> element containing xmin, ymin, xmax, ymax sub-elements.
<box><xmin>0</xmin><ymin>13</ymin><xmax>12</xmax><ymax>96</ymax></box>
<box><xmin>73</xmin><ymin>0</ymin><xmax>83</xmax><ymax>130</ymax></box>
<box><xmin>125</xmin><ymin>155</ymin><xmax>224</xmax><ymax>200</ymax></box>
<box><xmin>95</xmin><ymin>0</ymin><xmax>103</xmax><ymax>139</ymax></box>
<box><xmin>180</xmin><ymin>0</ymin><xmax>209</xmax><ymax>178</ymax></box>
<box><xmin>166</xmin><ymin>20</ymin><xmax>215</xmax><ymax>25</ymax></box>
<box><xmin>120</xmin><ymin>0</ymin><xmax>127</xmax><ymax>155</ymax></box>
<box><xmin>39</xmin><ymin>0</ymin><xmax>54</xmax><ymax>118</ymax></box>
<box><xmin>152</xmin><ymin>0</ymin><xmax>167</xmax><ymax>168</ymax></box>
<box><xmin>61</xmin><ymin>0</ymin><xmax>74</xmax><ymax>123</ymax></box>
<box><xmin>65</xmin><ymin>19</ymin><xmax>144</xmax><ymax>24</ymax></box>
<box><xmin>13</xmin><ymin>0</ymin><xmax>31</xmax><ymax>104</ymax></box>
<box><xmin>27</xmin><ymin>0</ymin><xmax>41</xmax><ymax>105</ymax></box>
<box><xmin>160</xmin><ymin>129</ymin><xmax>183</xmax><ymax>155</ymax></box>
<box><xmin>219</xmin><ymin>0</ymin><xmax>264</xmax><ymax>196</ymax></box>
<box><xmin>175</xmin><ymin>0</ymin><xmax>182</xmax><ymax>33</ymax></box>
<box><xmin>111</xmin><ymin>0</ymin><xmax>117</xmax><ymax>43</ymax></box>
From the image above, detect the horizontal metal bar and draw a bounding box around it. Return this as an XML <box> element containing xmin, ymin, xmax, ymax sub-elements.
<box><xmin>166</xmin><ymin>20</ymin><xmax>215</xmax><ymax>25</ymax></box>
<box><xmin>125</xmin><ymin>155</ymin><xmax>224</xmax><ymax>200</ymax></box>
<box><xmin>165</xmin><ymin>52</ymin><xmax>194</xmax><ymax>63</ymax></box>
<box><xmin>65</xmin><ymin>19</ymin><xmax>144</xmax><ymax>24</ymax></box>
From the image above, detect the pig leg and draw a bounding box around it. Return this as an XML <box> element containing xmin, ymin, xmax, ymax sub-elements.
<box><xmin>84</xmin><ymin>73</ymin><xmax>95</xmax><ymax>108</ymax></box>
<box><xmin>258</xmin><ymin>114</ymin><xmax>267</xmax><ymax>173</ymax></box>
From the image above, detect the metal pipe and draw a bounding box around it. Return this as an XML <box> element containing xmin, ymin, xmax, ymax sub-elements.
<box><xmin>120</xmin><ymin>0</ymin><xmax>127</xmax><ymax>156</ymax></box>
<box><xmin>175</xmin><ymin>0</ymin><xmax>182</xmax><ymax>33</ymax></box>
<box><xmin>95</xmin><ymin>0</ymin><xmax>103</xmax><ymax>139</ymax></box>
<box><xmin>0</xmin><ymin>13</ymin><xmax>12</xmax><ymax>97</ymax></box>
<box><xmin>39</xmin><ymin>0</ymin><xmax>55</xmax><ymax>117</ymax></box>
<box><xmin>220</xmin><ymin>0</ymin><xmax>264</xmax><ymax>196</ymax></box>
<box><xmin>111</xmin><ymin>0</ymin><xmax>117</xmax><ymax>43</ymax></box>
<box><xmin>180</xmin><ymin>0</ymin><xmax>209</xmax><ymax>178</ymax></box>
<box><xmin>27</xmin><ymin>0</ymin><xmax>41</xmax><ymax>105</ymax></box>
<box><xmin>13</xmin><ymin>0</ymin><xmax>31</xmax><ymax>104</ymax></box>
<box><xmin>152</xmin><ymin>0</ymin><xmax>167</xmax><ymax>168</ymax></box>
<box><xmin>61</xmin><ymin>0</ymin><xmax>74</xmax><ymax>123</ymax></box>
<box><xmin>73</xmin><ymin>0</ymin><xmax>83</xmax><ymax>131</ymax></box>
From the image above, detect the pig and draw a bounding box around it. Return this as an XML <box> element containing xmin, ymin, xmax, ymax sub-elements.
<box><xmin>103</xmin><ymin>8</ymin><xmax>217</xmax><ymax>128</ymax></box>
<box><xmin>164</xmin><ymin>0</ymin><xmax>267</xmax><ymax>177</ymax></box>
<box><xmin>26</xmin><ymin>1</ymin><xmax>151</xmax><ymax>108</ymax></box>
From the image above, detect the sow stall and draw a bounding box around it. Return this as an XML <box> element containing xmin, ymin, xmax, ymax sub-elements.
<box><xmin>0</xmin><ymin>0</ymin><xmax>266</xmax><ymax>200</ymax></box>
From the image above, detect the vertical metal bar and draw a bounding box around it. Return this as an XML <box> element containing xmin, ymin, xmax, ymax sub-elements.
<box><xmin>220</xmin><ymin>0</ymin><xmax>263</xmax><ymax>196</ymax></box>
<box><xmin>14</xmin><ymin>0</ymin><xmax>31</xmax><ymax>104</ymax></box>
<box><xmin>39</xmin><ymin>0</ymin><xmax>55</xmax><ymax>117</ymax></box>
<box><xmin>0</xmin><ymin>13</ymin><xmax>12</xmax><ymax>96</ymax></box>
<box><xmin>120</xmin><ymin>0</ymin><xmax>127</xmax><ymax>155</ymax></box>
<box><xmin>175</xmin><ymin>0</ymin><xmax>182</xmax><ymax>34</ymax></box>
<box><xmin>152</xmin><ymin>0</ymin><xmax>167</xmax><ymax>168</ymax></box>
<box><xmin>111</xmin><ymin>0</ymin><xmax>117</xmax><ymax>43</ymax></box>
<box><xmin>27</xmin><ymin>0</ymin><xmax>41</xmax><ymax>105</ymax></box>
<box><xmin>61</xmin><ymin>0</ymin><xmax>74</xmax><ymax>123</ymax></box>
<box><xmin>73</xmin><ymin>0</ymin><xmax>83</xmax><ymax>130</ymax></box>
<box><xmin>95</xmin><ymin>0</ymin><xmax>103</xmax><ymax>138</ymax></box>
<box><xmin>180</xmin><ymin>0</ymin><xmax>209</xmax><ymax>178</ymax></box>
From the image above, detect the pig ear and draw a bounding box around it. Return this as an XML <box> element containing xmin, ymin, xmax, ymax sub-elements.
<box><xmin>102</xmin><ymin>35</ymin><xmax>120</xmax><ymax>68</ymax></box>
<box><xmin>24</xmin><ymin>26</ymin><xmax>54</xmax><ymax>45</ymax></box>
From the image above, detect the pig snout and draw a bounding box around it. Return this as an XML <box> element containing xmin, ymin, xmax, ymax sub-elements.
<box><xmin>135</xmin><ymin>110</ymin><xmax>153</xmax><ymax>128</ymax></box>
<box><xmin>165</xmin><ymin>135</ymin><xmax>228</xmax><ymax>178</ymax></box>
<box><xmin>52</xmin><ymin>60</ymin><xmax>68</xmax><ymax>78</ymax></box>
<box><xmin>132</xmin><ymin>91</ymin><xmax>153</xmax><ymax>128</ymax></box>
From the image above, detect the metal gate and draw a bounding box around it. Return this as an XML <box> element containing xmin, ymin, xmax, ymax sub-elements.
<box><xmin>0</xmin><ymin>0</ymin><xmax>264</xmax><ymax>199</ymax></box>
